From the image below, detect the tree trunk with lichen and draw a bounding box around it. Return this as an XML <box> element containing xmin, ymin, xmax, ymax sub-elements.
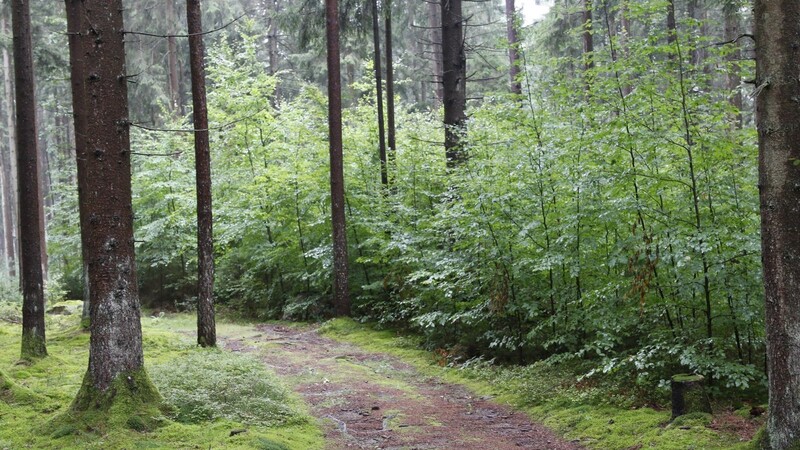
<box><xmin>70</xmin><ymin>0</ymin><xmax>160</xmax><ymax>411</ymax></box>
<box><xmin>186</xmin><ymin>0</ymin><xmax>216</xmax><ymax>347</ymax></box>
<box><xmin>12</xmin><ymin>0</ymin><xmax>47</xmax><ymax>360</ymax></box>
<box><xmin>755</xmin><ymin>0</ymin><xmax>800</xmax><ymax>448</ymax></box>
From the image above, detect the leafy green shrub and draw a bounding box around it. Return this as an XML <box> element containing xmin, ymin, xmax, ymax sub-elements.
<box><xmin>150</xmin><ymin>349</ymin><xmax>305</xmax><ymax>426</ymax></box>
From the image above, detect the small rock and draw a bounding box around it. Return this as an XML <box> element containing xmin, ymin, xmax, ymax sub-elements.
<box><xmin>229</xmin><ymin>429</ymin><xmax>247</xmax><ymax>437</ymax></box>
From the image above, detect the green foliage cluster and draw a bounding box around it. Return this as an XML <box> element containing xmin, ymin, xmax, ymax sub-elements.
<box><xmin>150</xmin><ymin>349</ymin><xmax>305</xmax><ymax>426</ymax></box>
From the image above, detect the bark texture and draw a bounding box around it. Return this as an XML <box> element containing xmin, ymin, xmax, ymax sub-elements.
<box><xmin>167</xmin><ymin>0</ymin><xmax>181</xmax><ymax>114</ymax></box>
<box><xmin>755</xmin><ymin>1</ymin><xmax>800</xmax><ymax>448</ymax></box>
<box><xmin>64</xmin><ymin>0</ymin><xmax>92</xmax><ymax>325</ymax></box>
<box><xmin>441</xmin><ymin>0</ymin><xmax>466</xmax><ymax>168</ymax></box>
<box><xmin>1</xmin><ymin>15</ymin><xmax>17</xmax><ymax>278</ymax></box>
<box><xmin>385</xmin><ymin>1</ymin><xmax>396</xmax><ymax>183</ymax></box>
<box><xmin>76</xmin><ymin>0</ymin><xmax>148</xmax><ymax>394</ymax></box>
<box><xmin>326</xmin><ymin>0</ymin><xmax>350</xmax><ymax>316</ymax></box>
<box><xmin>428</xmin><ymin>1</ymin><xmax>443</xmax><ymax>105</ymax></box>
<box><xmin>370</xmin><ymin>0</ymin><xmax>387</xmax><ymax>186</ymax></box>
<box><xmin>186</xmin><ymin>0</ymin><xmax>216</xmax><ymax>347</ymax></box>
<box><xmin>505</xmin><ymin>0</ymin><xmax>522</xmax><ymax>95</ymax></box>
<box><xmin>12</xmin><ymin>0</ymin><xmax>47</xmax><ymax>359</ymax></box>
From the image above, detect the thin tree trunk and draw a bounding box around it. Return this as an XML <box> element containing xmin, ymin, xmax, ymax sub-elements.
<box><xmin>428</xmin><ymin>1</ymin><xmax>443</xmax><ymax>105</ymax></box>
<box><xmin>723</xmin><ymin>2</ymin><xmax>742</xmax><ymax>127</ymax></box>
<box><xmin>186</xmin><ymin>0</ymin><xmax>216</xmax><ymax>347</ymax></box>
<box><xmin>371</xmin><ymin>0</ymin><xmax>387</xmax><ymax>186</ymax></box>
<box><xmin>505</xmin><ymin>0</ymin><xmax>522</xmax><ymax>95</ymax></box>
<box><xmin>441</xmin><ymin>0</ymin><xmax>466</xmax><ymax>168</ymax></box>
<box><xmin>666</xmin><ymin>0</ymin><xmax>677</xmax><ymax>48</ymax></box>
<box><xmin>65</xmin><ymin>0</ymin><xmax>92</xmax><ymax>327</ymax></box>
<box><xmin>755</xmin><ymin>0</ymin><xmax>800</xmax><ymax>447</ymax></box>
<box><xmin>385</xmin><ymin>0</ymin><xmax>396</xmax><ymax>184</ymax></box>
<box><xmin>12</xmin><ymin>0</ymin><xmax>46</xmax><ymax>360</ymax></box>
<box><xmin>326</xmin><ymin>0</ymin><xmax>350</xmax><ymax>316</ymax></box>
<box><xmin>267</xmin><ymin>0</ymin><xmax>279</xmax><ymax>75</ymax></box>
<box><xmin>0</xmin><ymin>15</ymin><xmax>16</xmax><ymax>278</ymax></box>
<box><xmin>72</xmin><ymin>0</ymin><xmax>155</xmax><ymax>400</ymax></box>
<box><xmin>582</xmin><ymin>0</ymin><xmax>594</xmax><ymax>86</ymax></box>
<box><xmin>167</xmin><ymin>0</ymin><xmax>181</xmax><ymax>113</ymax></box>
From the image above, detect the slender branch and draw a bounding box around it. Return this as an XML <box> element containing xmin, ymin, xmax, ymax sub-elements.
<box><xmin>123</xmin><ymin>13</ymin><xmax>246</xmax><ymax>39</ymax></box>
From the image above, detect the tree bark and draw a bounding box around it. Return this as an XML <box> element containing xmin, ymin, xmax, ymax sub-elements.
<box><xmin>505</xmin><ymin>0</ymin><xmax>522</xmax><ymax>95</ymax></box>
<box><xmin>167</xmin><ymin>0</ymin><xmax>181</xmax><ymax>114</ymax></box>
<box><xmin>64</xmin><ymin>0</ymin><xmax>92</xmax><ymax>326</ymax></box>
<box><xmin>385</xmin><ymin>0</ymin><xmax>396</xmax><ymax>184</ymax></box>
<box><xmin>666</xmin><ymin>0</ymin><xmax>677</xmax><ymax>48</ymax></box>
<box><xmin>0</xmin><ymin>15</ymin><xmax>17</xmax><ymax>278</ymax></box>
<box><xmin>723</xmin><ymin>2</ymin><xmax>742</xmax><ymax>127</ymax></box>
<box><xmin>755</xmin><ymin>0</ymin><xmax>800</xmax><ymax>448</ymax></box>
<box><xmin>12</xmin><ymin>0</ymin><xmax>47</xmax><ymax>360</ymax></box>
<box><xmin>441</xmin><ymin>0</ymin><xmax>466</xmax><ymax>168</ymax></box>
<box><xmin>72</xmin><ymin>0</ymin><xmax>154</xmax><ymax>398</ymax></box>
<box><xmin>326</xmin><ymin>0</ymin><xmax>350</xmax><ymax>316</ymax></box>
<box><xmin>582</xmin><ymin>0</ymin><xmax>594</xmax><ymax>87</ymax></box>
<box><xmin>428</xmin><ymin>1</ymin><xmax>443</xmax><ymax>105</ymax></box>
<box><xmin>370</xmin><ymin>0</ymin><xmax>387</xmax><ymax>187</ymax></box>
<box><xmin>186</xmin><ymin>0</ymin><xmax>216</xmax><ymax>348</ymax></box>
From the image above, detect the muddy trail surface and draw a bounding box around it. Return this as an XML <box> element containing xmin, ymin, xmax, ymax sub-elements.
<box><xmin>221</xmin><ymin>323</ymin><xmax>582</xmax><ymax>450</ymax></box>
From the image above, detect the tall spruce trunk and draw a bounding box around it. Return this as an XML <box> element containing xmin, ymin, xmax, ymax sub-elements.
<box><xmin>385</xmin><ymin>0</ymin><xmax>396</xmax><ymax>182</ymax></box>
<box><xmin>186</xmin><ymin>0</ymin><xmax>216</xmax><ymax>347</ymax></box>
<box><xmin>64</xmin><ymin>0</ymin><xmax>91</xmax><ymax>327</ymax></box>
<box><xmin>0</xmin><ymin>15</ymin><xmax>16</xmax><ymax>278</ymax></box>
<box><xmin>71</xmin><ymin>0</ymin><xmax>157</xmax><ymax>402</ymax></box>
<box><xmin>755</xmin><ymin>1</ymin><xmax>800</xmax><ymax>448</ymax></box>
<box><xmin>428</xmin><ymin>1</ymin><xmax>443</xmax><ymax>105</ymax></box>
<box><xmin>12</xmin><ymin>0</ymin><xmax>47</xmax><ymax>360</ymax></box>
<box><xmin>505</xmin><ymin>0</ymin><xmax>522</xmax><ymax>95</ymax></box>
<box><xmin>0</xmin><ymin>16</ymin><xmax>19</xmax><ymax>277</ymax></box>
<box><xmin>167</xmin><ymin>0</ymin><xmax>181</xmax><ymax>114</ymax></box>
<box><xmin>326</xmin><ymin>0</ymin><xmax>350</xmax><ymax>316</ymax></box>
<box><xmin>371</xmin><ymin>0</ymin><xmax>387</xmax><ymax>186</ymax></box>
<box><xmin>441</xmin><ymin>0</ymin><xmax>466</xmax><ymax>168</ymax></box>
<box><xmin>723</xmin><ymin>3</ymin><xmax>742</xmax><ymax>127</ymax></box>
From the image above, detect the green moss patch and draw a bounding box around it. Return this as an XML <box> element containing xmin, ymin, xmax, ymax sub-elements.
<box><xmin>0</xmin><ymin>312</ymin><xmax>323</xmax><ymax>449</ymax></box>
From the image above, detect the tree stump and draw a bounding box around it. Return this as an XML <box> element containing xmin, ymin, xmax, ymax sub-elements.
<box><xmin>671</xmin><ymin>374</ymin><xmax>712</xmax><ymax>420</ymax></box>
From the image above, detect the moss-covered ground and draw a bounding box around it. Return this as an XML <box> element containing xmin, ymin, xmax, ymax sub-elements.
<box><xmin>0</xmin><ymin>303</ymin><xmax>323</xmax><ymax>450</ymax></box>
<box><xmin>320</xmin><ymin>318</ymin><xmax>758</xmax><ymax>450</ymax></box>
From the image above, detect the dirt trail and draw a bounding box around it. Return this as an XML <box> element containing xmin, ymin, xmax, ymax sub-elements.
<box><xmin>222</xmin><ymin>323</ymin><xmax>582</xmax><ymax>450</ymax></box>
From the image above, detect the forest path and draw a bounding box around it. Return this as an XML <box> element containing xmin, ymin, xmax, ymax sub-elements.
<box><xmin>220</xmin><ymin>323</ymin><xmax>582</xmax><ymax>450</ymax></box>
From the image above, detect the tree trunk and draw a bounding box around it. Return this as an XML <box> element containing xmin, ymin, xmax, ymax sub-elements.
<box><xmin>428</xmin><ymin>1</ymin><xmax>443</xmax><ymax>105</ymax></box>
<box><xmin>723</xmin><ymin>2</ymin><xmax>742</xmax><ymax>127</ymax></box>
<box><xmin>326</xmin><ymin>0</ymin><xmax>350</xmax><ymax>316</ymax></box>
<box><xmin>12</xmin><ymin>0</ymin><xmax>47</xmax><ymax>360</ymax></box>
<box><xmin>582</xmin><ymin>0</ymin><xmax>594</xmax><ymax>84</ymax></box>
<box><xmin>186</xmin><ymin>0</ymin><xmax>216</xmax><ymax>348</ymax></box>
<box><xmin>167</xmin><ymin>0</ymin><xmax>181</xmax><ymax>114</ymax></box>
<box><xmin>666</xmin><ymin>0</ymin><xmax>677</xmax><ymax>48</ymax></box>
<box><xmin>0</xmin><ymin>15</ymin><xmax>16</xmax><ymax>278</ymax></box>
<box><xmin>64</xmin><ymin>0</ymin><xmax>91</xmax><ymax>326</ymax></box>
<box><xmin>71</xmin><ymin>0</ymin><xmax>158</xmax><ymax>403</ymax></box>
<box><xmin>370</xmin><ymin>0</ymin><xmax>387</xmax><ymax>186</ymax></box>
<box><xmin>385</xmin><ymin>0</ymin><xmax>396</xmax><ymax>184</ymax></box>
<box><xmin>505</xmin><ymin>0</ymin><xmax>522</xmax><ymax>95</ymax></box>
<box><xmin>267</xmin><ymin>0</ymin><xmax>279</xmax><ymax>75</ymax></box>
<box><xmin>755</xmin><ymin>0</ymin><xmax>800</xmax><ymax>448</ymax></box>
<box><xmin>441</xmin><ymin>0</ymin><xmax>466</xmax><ymax>168</ymax></box>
